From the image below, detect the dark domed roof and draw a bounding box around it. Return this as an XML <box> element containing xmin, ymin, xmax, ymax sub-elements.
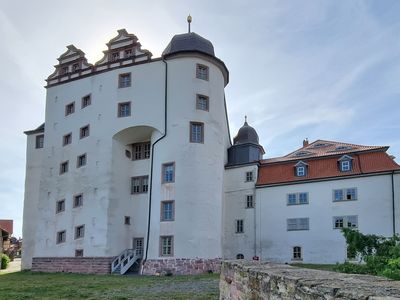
<box><xmin>233</xmin><ymin>120</ymin><xmax>260</xmax><ymax>145</ymax></box>
<box><xmin>162</xmin><ymin>32</ymin><xmax>215</xmax><ymax>57</ymax></box>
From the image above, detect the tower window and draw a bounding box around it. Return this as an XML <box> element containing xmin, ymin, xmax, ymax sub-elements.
<box><xmin>161</xmin><ymin>201</ymin><xmax>175</xmax><ymax>221</ymax></box>
<box><xmin>246</xmin><ymin>195</ymin><xmax>254</xmax><ymax>208</ymax></box>
<box><xmin>75</xmin><ymin>225</ymin><xmax>85</xmax><ymax>239</ymax></box>
<box><xmin>124</xmin><ymin>216</ymin><xmax>131</xmax><ymax>225</ymax></box>
<box><xmin>235</xmin><ymin>219</ymin><xmax>244</xmax><ymax>233</ymax></box>
<box><xmin>35</xmin><ymin>135</ymin><xmax>44</xmax><ymax>149</ymax></box>
<box><xmin>73</xmin><ymin>194</ymin><xmax>83</xmax><ymax>208</ymax></box>
<box><xmin>63</xmin><ymin>133</ymin><xmax>72</xmax><ymax>146</ymax></box>
<box><xmin>196</xmin><ymin>64</ymin><xmax>209</xmax><ymax>80</ymax></box>
<box><xmin>75</xmin><ymin>249</ymin><xmax>84</xmax><ymax>257</ymax></box>
<box><xmin>162</xmin><ymin>162</ymin><xmax>175</xmax><ymax>183</ymax></box>
<box><xmin>118</xmin><ymin>102</ymin><xmax>131</xmax><ymax>117</ymax></box>
<box><xmin>119</xmin><ymin>73</ymin><xmax>131</xmax><ymax>88</ymax></box>
<box><xmin>65</xmin><ymin>102</ymin><xmax>75</xmax><ymax>116</ymax></box>
<box><xmin>77</xmin><ymin>153</ymin><xmax>87</xmax><ymax>168</ymax></box>
<box><xmin>57</xmin><ymin>230</ymin><xmax>66</xmax><ymax>244</ymax></box>
<box><xmin>60</xmin><ymin>161</ymin><xmax>69</xmax><ymax>174</ymax></box>
<box><xmin>81</xmin><ymin>95</ymin><xmax>91</xmax><ymax>108</ymax></box>
<box><xmin>190</xmin><ymin>122</ymin><xmax>204</xmax><ymax>143</ymax></box>
<box><xmin>56</xmin><ymin>199</ymin><xmax>65</xmax><ymax>214</ymax></box>
<box><xmin>131</xmin><ymin>176</ymin><xmax>149</xmax><ymax>194</ymax></box>
<box><xmin>110</xmin><ymin>51</ymin><xmax>120</xmax><ymax>62</ymax></box>
<box><xmin>80</xmin><ymin>125</ymin><xmax>90</xmax><ymax>139</ymax></box>
<box><xmin>245</xmin><ymin>171</ymin><xmax>253</xmax><ymax>182</ymax></box>
<box><xmin>196</xmin><ymin>94</ymin><xmax>209</xmax><ymax>111</ymax></box>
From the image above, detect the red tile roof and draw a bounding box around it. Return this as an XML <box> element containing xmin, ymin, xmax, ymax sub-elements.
<box><xmin>0</xmin><ymin>220</ymin><xmax>13</xmax><ymax>235</ymax></box>
<box><xmin>257</xmin><ymin>140</ymin><xmax>400</xmax><ymax>186</ymax></box>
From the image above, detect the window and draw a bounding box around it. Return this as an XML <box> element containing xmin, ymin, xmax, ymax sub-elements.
<box><xmin>73</xmin><ymin>194</ymin><xmax>83</xmax><ymax>208</ymax></box>
<box><xmin>80</xmin><ymin>125</ymin><xmax>90</xmax><ymax>139</ymax></box>
<box><xmin>162</xmin><ymin>162</ymin><xmax>175</xmax><ymax>183</ymax></box>
<box><xmin>333</xmin><ymin>216</ymin><xmax>358</xmax><ymax>229</ymax></box>
<box><xmin>131</xmin><ymin>176</ymin><xmax>149</xmax><ymax>194</ymax></box>
<box><xmin>245</xmin><ymin>171</ymin><xmax>253</xmax><ymax>182</ymax></box>
<box><xmin>77</xmin><ymin>154</ymin><xmax>87</xmax><ymax>168</ymax></box>
<box><xmin>296</xmin><ymin>166</ymin><xmax>306</xmax><ymax>176</ymax></box>
<box><xmin>35</xmin><ymin>134</ymin><xmax>44</xmax><ymax>149</ymax></box>
<box><xmin>340</xmin><ymin>160</ymin><xmax>351</xmax><ymax>172</ymax></box>
<box><xmin>287</xmin><ymin>218</ymin><xmax>309</xmax><ymax>231</ymax></box>
<box><xmin>57</xmin><ymin>230</ymin><xmax>66</xmax><ymax>244</ymax></box>
<box><xmin>119</xmin><ymin>73</ymin><xmax>131</xmax><ymax>88</ymax></box>
<box><xmin>134</xmin><ymin>238</ymin><xmax>144</xmax><ymax>256</ymax></box>
<box><xmin>81</xmin><ymin>95</ymin><xmax>91</xmax><ymax>108</ymax></box>
<box><xmin>125</xmin><ymin>149</ymin><xmax>132</xmax><ymax>158</ymax></box>
<box><xmin>111</xmin><ymin>51</ymin><xmax>120</xmax><ymax>61</ymax></box>
<box><xmin>75</xmin><ymin>249</ymin><xmax>84</xmax><ymax>257</ymax></box>
<box><xmin>125</xmin><ymin>49</ymin><xmax>133</xmax><ymax>58</ymax></box>
<box><xmin>287</xmin><ymin>193</ymin><xmax>309</xmax><ymax>205</ymax></box>
<box><xmin>60</xmin><ymin>66</ymin><xmax>69</xmax><ymax>75</ymax></box>
<box><xmin>190</xmin><ymin>122</ymin><xmax>204</xmax><ymax>143</ymax></box>
<box><xmin>161</xmin><ymin>201</ymin><xmax>175</xmax><ymax>221</ymax></box>
<box><xmin>160</xmin><ymin>236</ymin><xmax>173</xmax><ymax>256</ymax></box>
<box><xmin>65</xmin><ymin>102</ymin><xmax>75</xmax><ymax>116</ymax></box>
<box><xmin>196</xmin><ymin>64</ymin><xmax>209</xmax><ymax>80</ymax></box>
<box><xmin>196</xmin><ymin>94</ymin><xmax>209</xmax><ymax>111</ymax></box>
<box><xmin>246</xmin><ymin>195</ymin><xmax>254</xmax><ymax>208</ymax></box>
<box><xmin>118</xmin><ymin>102</ymin><xmax>131</xmax><ymax>117</ymax></box>
<box><xmin>72</xmin><ymin>63</ymin><xmax>80</xmax><ymax>72</ymax></box>
<box><xmin>333</xmin><ymin>188</ymin><xmax>357</xmax><ymax>201</ymax></box>
<box><xmin>236</xmin><ymin>254</ymin><xmax>244</xmax><ymax>259</ymax></box>
<box><xmin>235</xmin><ymin>219</ymin><xmax>244</xmax><ymax>233</ymax></box>
<box><xmin>63</xmin><ymin>133</ymin><xmax>72</xmax><ymax>146</ymax></box>
<box><xmin>60</xmin><ymin>161</ymin><xmax>69</xmax><ymax>174</ymax></box>
<box><xmin>75</xmin><ymin>225</ymin><xmax>85</xmax><ymax>239</ymax></box>
<box><xmin>132</xmin><ymin>142</ymin><xmax>151</xmax><ymax>160</ymax></box>
<box><xmin>293</xmin><ymin>246</ymin><xmax>302</xmax><ymax>260</ymax></box>
<box><xmin>124</xmin><ymin>216</ymin><xmax>131</xmax><ymax>225</ymax></box>
<box><xmin>56</xmin><ymin>199</ymin><xmax>65</xmax><ymax>214</ymax></box>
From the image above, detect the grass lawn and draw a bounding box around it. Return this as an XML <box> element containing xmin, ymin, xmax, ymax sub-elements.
<box><xmin>0</xmin><ymin>271</ymin><xmax>219</xmax><ymax>300</ymax></box>
<box><xmin>290</xmin><ymin>263</ymin><xmax>337</xmax><ymax>272</ymax></box>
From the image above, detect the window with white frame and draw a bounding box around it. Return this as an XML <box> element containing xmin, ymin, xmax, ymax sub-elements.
<box><xmin>110</xmin><ymin>51</ymin><xmax>120</xmax><ymax>61</ymax></box>
<box><xmin>118</xmin><ymin>102</ymin><xmax>131</xmax><ymax>117</ymax></box>
<box><xmin>338</xmin><ymin>155</ymin><xmax>353</xmax><ymax>172</ymax></box>
<box><xmin>287</xmin><ymin>218</ymin><xmax>309</xmax><ymax>231</ymax></box>
<box><xmin>134</xmin><ymin>238</ymin><xmax>144</xmax><ymax>256</ymax></box>
<box><xmin>196</xmin><ymin>94</ymin><xmax>209</xmax><ymax>111</ymax></box>
<box><xmin>333</xmin><ymin>215</ymin><xmax>358</xmax><ymax>229</ymax></box>
<box><xmin>246</xmin><ymin>195</ymin><xmax>254</xmax><ymax>208</ymax></box>
<box><xmin>196</xmin><ymin>64</ymin><xmax>209</xmax><ymax>80</ymax></box>
<box><xmin>160</xmin><ymin>236</ymin><xmax>173</xmax><ymax>256</ymax></box>
<box><xmin>131</xmin><ymin>176</ymin><xmax>149</xmax><ymax>194</ymax></box>
<box><xmin>190</xmin><ymin>122</ymin><xmax>204</xmax><ymax>143</ymax></box>
<box><xmin>287</xmin><ymin>193</ymin><xmax>309</xmax><ymax>205</ymax></box>
<box><xmin>245</xmin><ymin>171</ymin><xmax>254</xmax><ymax>182</ymax></box>
<box><xmin>36</xmin><ymin>135</ymin><xmax>44</xmax><ymax>149</ymax></box>
<box><xmin>333</xmin><ymin>188</ymin><xmax>357</xmax><ymax>201</ymax></box>
<box><xmin>292</xmin><ymin>246</ymin><xmax>302</xmax><ymax>260</ymax></box>
<box><xmin>132</xmin><ymin>142</ymin><xmax>151</xmax><ymax>160</ymax></box>
<box><xmin>119</xmin><ymin>73</ymin><xmax>131</xmax><ymax>88</ymax></box>
<box><xmin>161</xmin><ymin>201</ymin><xmax>175</xmax><ymax>221</ymax></box>
<box><xmin>162</xmin><ymin>162</ymin><xmax>175</xmax><ymax>183</ymax></box>
<box><xmin>235</xmin><ymin>219</ymin><xmax>244</xmax><ymax>233</ymax></box>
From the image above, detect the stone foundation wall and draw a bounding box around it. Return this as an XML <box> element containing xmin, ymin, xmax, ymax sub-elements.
<box><xmin>32</xmin><ymin>257</ymin><xmax>113</xmax><ymax>274</ymax></box>
<box><xmin>220</xmin><ymin>260</ymin><xmax>400</xmax><ymax>299</ymax></box>
<box><xmin>142</xmin><ymin>258</ymin><xmax>221</xmax><ymax>275</ymax></box>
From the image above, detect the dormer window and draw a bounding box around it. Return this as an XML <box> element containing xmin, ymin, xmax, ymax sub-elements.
<box><xmin>72</xmin><ymin>63</ymin><xmax>80</xmax><ymax>72</ymax></box>
<box><xmin>295</xmin><ymin>161</ymin><xmax>308</xmax><ymax>177</ymax></box>
<box><xmin>111</xmin><ymin>52</ymin><xmax>120</xmax><ymax>62</ymax></box>
<box><xmin>124</xmin><ymin>49</ymin><xmax>133</xmax><ymax>58</ymax></box>
<box><xmin>338</xmin><ymin>155</ymin><xmax>353</xmax><ymax>172</ymax></box>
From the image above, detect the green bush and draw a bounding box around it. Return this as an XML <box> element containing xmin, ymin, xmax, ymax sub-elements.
<box><xmin>1</xmin><ymin>254</ymin><xmax>10</xmax><ymax>269</ymax></box>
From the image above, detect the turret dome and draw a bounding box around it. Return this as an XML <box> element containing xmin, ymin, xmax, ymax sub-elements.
<box><xmin>162</xmin><ymin>32</ymin><xmax>215</xmax><ymax>57</ymax></box>
<box><xmin>233</xmin><ymin>120</ymin><xmax>260</xmax><ymax>145</ymax></box>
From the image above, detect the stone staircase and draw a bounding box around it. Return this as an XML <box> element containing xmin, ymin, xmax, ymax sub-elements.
<box><xmin>111</xmin><ymin>249</ymin><xmax>142</xmax><ymax>275</ymax></box>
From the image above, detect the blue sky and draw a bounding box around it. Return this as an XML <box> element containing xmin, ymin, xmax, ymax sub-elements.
<box><xmin>1</xmin><ymin>0</ymin><xmax>399</xmax><ymax>237</ymax></box>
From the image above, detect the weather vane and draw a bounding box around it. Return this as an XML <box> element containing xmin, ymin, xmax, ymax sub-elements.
<box><xmin>187</xmin><ymin>14</ymin><xmax>192</xmax><ymax>33</ymax></box>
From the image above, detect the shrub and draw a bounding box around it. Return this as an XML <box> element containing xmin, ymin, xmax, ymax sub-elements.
<box><xmin>1</xmin><ymin>254</ymin><xmax>10</xmax><ymax>269</ymax></box>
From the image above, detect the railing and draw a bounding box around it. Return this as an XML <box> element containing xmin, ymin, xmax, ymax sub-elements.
<box><xmin>111</xmin><ymin>248</ymin><xmax>143</xmax><ymax>275</ymax></box>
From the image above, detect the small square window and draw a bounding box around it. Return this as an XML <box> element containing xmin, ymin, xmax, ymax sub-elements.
<box><xmin>73</xmin><ymin>194</ymin><xmax>83</xmax><ymax>208</ymax></box>
<box><xmin>118</xmin><ymin>102</ymin><xmax>131</xmax><ymax>117</ymax></box>
<box><xmin>57</xmin><ymin>230</ymin><xmax>66</xmax><ymax>244</ymax></box>
<box><xmin>65</xmin><ymin>102</ymin><xmax>75</xmax><ymax>116</ymax></box>
<box><xmin>196</xmin><ymin>94</ymin><xmax>209</xmax><ymax>111</ymax></box>
<box><xmin>245</xmin><ymin>171</ymin><xmax>253</xmax><ymax>182</ymax></box>
<box><xmin>196</xmin><ymin>64</ymin><xmax>209</xmax><ymax>81</ymax></box>
<box><xmin>60</xmin><ymin>161</ymin><xmax>69</xmax><ymax>174</ymax></box>
<box><xmin>81</xmin><ymin>95</ymin><xmax>91</xmax><ymax>108</ymax></box>
<box><xmin>56</xmin><ymin>199</ymin><xmax>65</xmax><ymax>214</ymax></box>
<box><xmin>293</xmin><ymin>246</ymin><xmax>302</xmax><ymax>260</ymax></box>
<box><xmin>111</xmin><ymin>52</ymin><xmax>120</xmax><ymax>61</ymax></box>
<box><xmin>77</xmin><ymin>154</ymin><xmax>87</xmax><ymax>168</ymax></box>
<box><xmin>75</xmin><ymin>249</ymin><xmax>84</xmax><ymax>257</ymax></box>
<box><xmin>162</xmin><ymin>162</ymin><xmax>175</xmax><ymax>183</ymax></box>
<box><xmin>80</xmin><ymin>125</ymin><xmax>90</xmax><ymax>139</ymax></box>
<box><xmin>296</xmin><ymin>166</ymin><xmax>306</xmax><ymax>176</ymax></box>
<box><xmin>119</xmin><ymin>73</ymin><xmax>131</xmax><ymax>88</ymax></box>
<box><xmin>63</xmin><ymin>133</ymin><xmax>72</xmax><ymax>146</ymax></box>
<box><xmin>161</xmin><ymin>201</ymin><xmax>175</xmax><ymax>221</ymax></box>
<box><xmin>72</xmin><ymin>63</ymin><xmax>80</xmax><ymax>72</ymax></box>
<box><xmin>299</xmin><ymin>193</ymin><xmax>308</xmax><ymax>204</ymax></box>
<box><xmin>190</xmin><ymin>122</ymin><xmax>204</xmax><ymax>143</ymax></box>
<box><xmin>235</xmin><ymin>219</ymin><xmax>244</xmax><ymax>233</ymax></box>
<box><xmin>124</xmin><ymin>216</ymin><xmax>131</xmax><ymax>225</ymax></box>
<box><xmin>287</xmin><ymin>194</ymin><xmax>297</xmax><ymax>205</ymax></box>
<box><xmin>125</xmin><ymin>49</ymin><xmax>133</xmax><ymax>58</ymax></box>
<box><xmin>246</xmin><ymin>195</ymin><xmax>254</xmax><ymax>208</ymax></box>
<box><xmin>75</xmin><ymin>225</ymin><xmax>85</xmax><ymax>239</ymax></box>
<box><xmin>35</xmin><ymin>135</ymin><xmax>44</xmax><ymax>149</ymax></box>
<box><xmin>160</xmin><ymin>236</ymin><xmax>173</xmax><ymax>256</ymax></box>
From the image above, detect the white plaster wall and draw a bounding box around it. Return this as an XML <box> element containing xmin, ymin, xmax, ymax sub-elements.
<box><xmin>256</xmin><ymin>174</ymin><xmax>396</xmax><ymax>264</ymax></box>
<box><xmin>223</xmin><ymin>164</ymin><xmax>258</xmax><ymax>260</ymax></box>
<box><xmin>394</xmin><ymin>172</ymin><xmax>400</xmax><ymax>234</ymax></box>
<box><xmin>146</xmin><ymin>56</ymin><xmax>230</xmax><ymax>259</ymax></box>
<box><xmin>22</xmin><ymin>134</ymin><xmax>43</xmax><ymax>269</ymax></box>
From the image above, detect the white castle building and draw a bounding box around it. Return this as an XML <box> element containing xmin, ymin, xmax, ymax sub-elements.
<box><xmin>23</xmin><ymin>26</ymin><xmax>400</xmax><ymax>275</ymax></box>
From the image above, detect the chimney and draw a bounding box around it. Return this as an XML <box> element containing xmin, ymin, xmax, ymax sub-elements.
<box><xmin>303</xmin><ymin>138</ymin><xmax>309</xmax><ymax>147</ymax></box>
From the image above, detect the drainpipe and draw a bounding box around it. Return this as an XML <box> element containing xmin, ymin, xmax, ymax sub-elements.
<box><xmin>142</xmin><ymin>58</ymin><xmax>168</xmax><ymax>273</ymax></box>
<box><xmin>392</xmin><ymin>171</ymin><xmax>396</xmax><ymax>236</ymax></box>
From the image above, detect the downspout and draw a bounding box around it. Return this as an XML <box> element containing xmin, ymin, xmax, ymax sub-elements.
<box><xmin>142</xmin><ymin>58</ymin><xmax>168</xmax><ymax>272</ymax></box>
<box><xmin>392</xmin><ymin>171</ymin><xmax>396</xmax><ymax>236</ymax></box>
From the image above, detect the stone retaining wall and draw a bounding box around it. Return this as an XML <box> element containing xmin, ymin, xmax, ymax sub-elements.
<box><xmin>142</xmin><ymin>258</ymin><xmax>221</xmax><ymax>275</ymax></box>
<box><xmin>32</xmin><ymin>257</ymin><xmax>113</xmax><ymax>274</ymax></box>
<box><xmin>220</xmin><ymin>260</ymin><xmax>400</xmax><ymax>299</ymax></box>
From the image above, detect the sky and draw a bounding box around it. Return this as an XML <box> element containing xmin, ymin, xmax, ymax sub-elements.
<box><xmin>1</xmin><ymin>0</ymin><xmax>400</xmax><ymax>238</ymax></box>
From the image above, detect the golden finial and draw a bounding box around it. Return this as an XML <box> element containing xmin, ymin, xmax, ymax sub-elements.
<box><xmin>187</xmin><ymin>14</ymin><xmax>192</xmax><ymax>33</ymax></box>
